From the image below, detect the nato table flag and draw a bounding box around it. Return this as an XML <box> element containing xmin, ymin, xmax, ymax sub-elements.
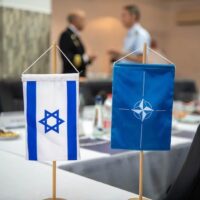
<box><xmin>111</xmin><ymin>63</ymin><xmax>175</xmax><ymax>150</ymax></box>
<box><xmin>22</xmin><ymin>74</ymin><xmax>79</xmax><ymax>161</ymax></box>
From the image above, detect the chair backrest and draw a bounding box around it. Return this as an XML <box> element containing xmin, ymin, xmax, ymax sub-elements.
<box><xmin>174</xmin><ymin>80</ymin><xmax>198</xmax><ymax>102</ymax></box>
<box><xmin>0</xmin><ymin>79</ymin><xmax>23</xmax><ymax>112</ymax></box>
<box><xmin>163</xmin><ymin>124</ymin><xmax>200</xmax><ymax>200</ymax></box>
<box><xmin>0</xmin><ymin>80</ymin><xmax>13</xmax><ymax>112</ymax></box>
<box><xmin>80</xmin><ymin>80</ymin><xmax>112</xmax><ymax>105</ymax></box>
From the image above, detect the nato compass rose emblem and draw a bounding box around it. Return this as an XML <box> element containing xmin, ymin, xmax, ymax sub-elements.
<box><xmin>118</xmin><ymin>71</ymin><xmax>167</xmax><ymax>148</ymax></box>
<box><xmin>132</xmin><ymin>99</ymin><xmax>153</xmax><ymax>121</ymax></box>
<box><xmin>119</xmin><ymin>72</ymin><xmax>166</xmax><ymax>122</ymax></box>
<box><xmin>39</xmin><ymin>110</ymin><xmax>65</xmax><ymax>134</ymax></box>
<box><xmin>119</xmin><ymin>98</ymin><xmax>157</xmax><ymax>122</ymax></box>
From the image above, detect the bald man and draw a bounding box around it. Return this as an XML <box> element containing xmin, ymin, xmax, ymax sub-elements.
<box><xmin>59</xmin><ymin>10</ymin><xmax>96</xmax><ymax>77</ymax></box>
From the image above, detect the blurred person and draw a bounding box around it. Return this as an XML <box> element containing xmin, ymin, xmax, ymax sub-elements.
<box><xmin>59</xmin><ymin>10</ymin><xmax>96</xmax><ymax>77</ymax></box>
<box><xmin>108</xmin><ymin>5</ymin><xmax>151</xmax><ymax>63</ymax></box>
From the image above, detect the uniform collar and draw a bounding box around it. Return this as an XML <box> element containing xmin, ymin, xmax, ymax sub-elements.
<box><xmin>68</xmin><ymin>24</ymin><xmax>80</xmax><ymax>37</ymax></box>
<box><xmin>128</xmin><ymin>23</ymin><xmax>141</xmax><ymax>34</ymax></box>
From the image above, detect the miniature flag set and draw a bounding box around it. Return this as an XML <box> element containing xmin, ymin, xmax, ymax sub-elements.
<box><xmin>22</xmin><ymin>44</ymin><xmax>175</xmax><ymax>200</ymax></box>
<box><xmin>23</xmin><ymin>61</ymin><xmax>175</xmax><ymax>161</ymax></box>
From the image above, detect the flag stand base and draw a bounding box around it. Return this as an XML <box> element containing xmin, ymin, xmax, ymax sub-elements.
<box><xmin>128</xmin><ymin>198</ymin><xmax>149</xmax><ymax>200</ymax></box>
<box><xmin>43</xmin><ymin>198</ymin><xmax>66</xmax><ymax>200</ymax></box>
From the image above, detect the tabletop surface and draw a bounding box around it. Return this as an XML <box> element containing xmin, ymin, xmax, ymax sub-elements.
<box><xmin>0</xmin><ymin>111</ymin><xmax>145</xmax><ymax>200</ymax></box>
<box><xmin>0</xmin><ymin>151</ymin><xmax>138</xmax><ymax>200</ymax></box>
<box><xmin>0</xmin><ymin>109</ymin><xmax>198</xmax><ymax>200</ymax></box>
<box><xmin>0</xmin><ymin>126</ymin><xmax>195</xmax><ymax>167</ymax></box>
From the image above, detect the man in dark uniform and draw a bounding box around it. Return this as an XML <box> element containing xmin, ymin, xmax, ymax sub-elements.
<box><xmin>59</xmin><ymin>10</ymin><xmax>96</xmax><ymax>77</ymax></box>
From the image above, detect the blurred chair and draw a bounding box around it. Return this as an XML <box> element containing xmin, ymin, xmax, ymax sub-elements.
<box><xmin>81</xmin><ymin>79</ymin><xmax>197</xmax><ymax>105</ymax></box>
<box><xmin>174</xmin><ymin>80</ymin><xmax>198</xmax><ymax>102</ymax></box>
<box><xmin>0</xmin><ymin>79</ymin><xmax>23</xmax><ymax>112</ymax></box>
<box><xmin>161</xmin><ymin>124</ymin><xmax>200</xmax><ymax>200</ymax></box>
<box><xmin>0</xmin><ymin>78</ymin><xmax>197</xmax><ymax>112</ymax></box>
<box><xmin>0</xmin><ymin>78</ymin><xmax>112</xmax><ymax>112</ymax></box>
<box><xmin>80</xmin><ymin>80</ymin><xmax>112</xmax><ymax>105</ymax></box>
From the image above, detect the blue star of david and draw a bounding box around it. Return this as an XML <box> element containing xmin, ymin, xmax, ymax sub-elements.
<box><xmin>39</xmin><ymin>110</ymin><xmax>64</xmax><ymax>134</ymax></box>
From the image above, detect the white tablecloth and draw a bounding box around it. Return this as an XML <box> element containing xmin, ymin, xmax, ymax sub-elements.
<box><xmin>0</xmin><ymin>111</ymin><xmax>198</xmax><ymax>200</ymax></box>
<box><xmin>0</xmin><ymin>151</ymin><xmax>137</xmax><ymax>200</ymax></box>
<box><xmin>0</xmin><ymin>128</ymin><xmax>109</xmax><ymax>167</ymax></box>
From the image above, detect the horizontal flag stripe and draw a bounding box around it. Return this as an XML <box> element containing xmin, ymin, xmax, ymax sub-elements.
<box><xmin>67</xmin><ymin>81</ymin><xmax>77</xmax><ymax>160</ymax></box>
<box><xmin>27</xmin><ymin>81</ymin><xmax>37</xmax><ymax>160</ymax></box>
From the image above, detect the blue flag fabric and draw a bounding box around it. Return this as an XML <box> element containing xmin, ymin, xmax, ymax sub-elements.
<box><xmin>111</xmin><ymin>63</ymin><xmax>175</xmax><ymax>150</ymax></box>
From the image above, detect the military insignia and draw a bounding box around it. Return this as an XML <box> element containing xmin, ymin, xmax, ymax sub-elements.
<box><xmin>71</xmin><ymin>34</ymin><xmax>80</xmax><ymax>47</ymax></box>
<box><xmin>71</xmin><ymin>34</ymin><xmax>76</xmax><ymax>40</ymax></box>
<box><xmin>74</xmin><ymin>40</ymin><xmax>80</xmax><ymax>47</ymax></box>
<box><xmin>73</xmin><ymin>54</ymin><xmax>82</xmax><ymax>68</ymax></box>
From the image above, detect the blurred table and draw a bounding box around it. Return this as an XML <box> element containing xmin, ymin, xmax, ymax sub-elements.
<box><xmin>0</xmin><ymin>129</ymin><xmax>196</xmax><ymax>200</ymax></box>
<box><xmin>0</xmin><ymin>127</ymin><xmax>110</xmax><ymax>167</ymax></box>
<box><xmin>0</xmin><ymin>109</ymin><xmax>199</xmax><ymax>200</ymax></box>
<box><xmin>59</xmin><ymin>135</ymin><xmax>193</xmax><ymax>200</ymax></box>
<box><xmin>63</xmin><ymin>107</ymin><xmax>200</xmax><ymax>200</ymax></box>
<box><xmin>0</xmin><ymin>150</ymin><xmax>137</xmax><ymax>200</ymax></box>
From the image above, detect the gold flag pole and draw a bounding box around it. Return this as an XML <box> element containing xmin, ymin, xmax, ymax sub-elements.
<box><xmin>52</xmin><ymin>43</ymin><xmax>57</xmax><ymax>200</ymax></box>
<box><xmin>139</xmin><ymin>43</ymin><xmax>147</xmax><ymax>200</ymax></box>
<box><xmin>52</xmin><ymin>160</ymin><xmax>57</xmax><ymax>199</ymax></box>
<box><xmin>129</xmin><ymin>43</ymin><xmax>148</xmax><ymax>200</ymax></box>
<box><xmin>52</xmin><ymin>43</ymin><xmax>57</xmax><ymax>74</ymax></box>
<box><xmin>44</xmin><ymin>43</ymin><xmax>66</xmax><ymax>200</ymax></box>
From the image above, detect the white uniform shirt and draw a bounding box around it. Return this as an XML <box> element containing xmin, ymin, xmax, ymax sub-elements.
<box><xmin>123</xmin><ymin>23</ymin><xmax>151</xmax><ymax>56</ymax></box>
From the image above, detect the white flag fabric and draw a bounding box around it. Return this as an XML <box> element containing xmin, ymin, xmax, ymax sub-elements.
<box><xmin>22</xmin><ymin>74</ymin><xmax>79</xmax><ymax>161</ymax></box>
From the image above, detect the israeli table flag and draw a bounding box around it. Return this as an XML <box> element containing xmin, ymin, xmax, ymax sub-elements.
<box><xmin>22</xmin><ymin>74</ymin><xmax>79</xmax><ymax>161</ymax></box>
<box><xmin>111</xmin><ymin>63</ymin><xmax>175</xmax><ymax>150</ymax></box>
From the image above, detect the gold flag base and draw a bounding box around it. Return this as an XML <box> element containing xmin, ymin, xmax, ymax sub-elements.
<box><xmin>43</xmin><ymin>198</ymin><xmax>66</xmax><ymax>200</ymax></box>
<box><xmin>129</xmin><ymin>198</ymin><xmax>149</xmax><ymax>200</ymax></box>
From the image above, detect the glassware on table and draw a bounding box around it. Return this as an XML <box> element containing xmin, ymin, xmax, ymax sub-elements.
<box><xmin>93</xmin><ymin>95</ymin><xmax>104</xmax><ymax>137</ymax></box>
